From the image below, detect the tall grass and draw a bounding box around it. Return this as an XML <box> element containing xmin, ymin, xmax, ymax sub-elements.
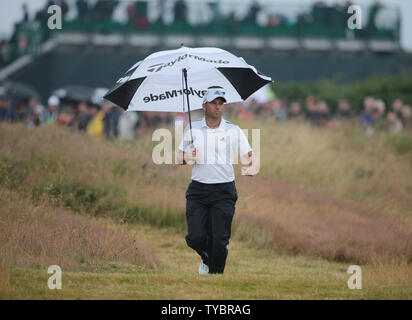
<box><xmin>0</xmin><ymin>188</ymin><xmax>156</xmax><ymax>294</ymax></box>
<box><xmin>0</xmin><ymin>121</ymin><xmax>411</xmax><ymax>264</ymax></box>
<box><xmin>236</xmin><ymin>119</ymin><xmax>412</xmax><ymax>217</ymax></box>
<box><xmin>0</xmin><ymin>123</ymin><xmax>187</xmax><ymax>228</ymax></box>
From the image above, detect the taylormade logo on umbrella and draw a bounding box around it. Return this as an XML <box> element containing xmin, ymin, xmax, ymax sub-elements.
<box><xmin>147</xmin><ymin>54</ymin><xmax>230</xmax><ymax>73</ymax></box>
<box><xmin>104</xmin><ymin>46</ymin><xmax>272</xmax><ymax>111</ymax></box>
<box><xmin>143</xmin><ymin>87</ymin><xmax>207</xmax><ymax>103</ymax></box>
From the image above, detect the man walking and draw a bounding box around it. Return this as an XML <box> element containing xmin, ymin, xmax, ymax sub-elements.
<box><xmin>177</xmin><ymin>87</ymin><xmax>258</xmax><ymax>274</ymax></box>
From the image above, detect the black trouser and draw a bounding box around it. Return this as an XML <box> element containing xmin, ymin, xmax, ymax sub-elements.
<box><xmin>185</xmin><ymin>179</ymin><xmax>238</xmax><ymax>274</ymax></box>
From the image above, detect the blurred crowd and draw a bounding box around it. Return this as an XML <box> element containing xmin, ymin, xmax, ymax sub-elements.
<box><xmin>76</xmin><ymin>0</ymin><xmax>391</xmax><ymax>32</ymax></box>
<box><xmin>230</xmin><ymin>95</ymin><xmax>411</xmax><ymax>135</ymax></box>
<box><xmin>1</xmin><ymin>0</ymin><xmax>397</xmax><ymax>69</ymax></box>
<box><xmin>0</xmin><ymin>89</ymin><xmax>165</xmax><ymax>141</ymax></box>
<box><xmin>0</xmin><ymin>85</ymin><xmax>410</xmax><ymax>141</ymax></box>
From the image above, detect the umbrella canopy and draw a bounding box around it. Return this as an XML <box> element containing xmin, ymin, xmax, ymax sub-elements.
<box><xmin>104</xmin><ymin>46</ymin><xmax>273</xmax><ymax>112</ymax></box>
<box><xmin>53</xmin><ymin>85</ymin><xmax>95</xmax><ymax>104</ymax></box>
<box><xmin>2</xmin><ymin>81</ymin><xmax>39</xmax><ymax>102</ymax></box>
<box><xmin>92</xmin><ymin>87</ymin><xmax>110</xmax><ymax>106</ymax></box>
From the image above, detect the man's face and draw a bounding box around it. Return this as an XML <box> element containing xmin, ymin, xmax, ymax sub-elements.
<box><xmin>203</xmin><ymin>97</ymin><xmax>225</xmax><ymax>119</ymax></box>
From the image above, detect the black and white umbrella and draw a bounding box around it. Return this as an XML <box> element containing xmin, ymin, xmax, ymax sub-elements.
<box><xmin>104</xmin><ymin>46</ymin><xmax>272</xmax><ymax>142</ymax></box>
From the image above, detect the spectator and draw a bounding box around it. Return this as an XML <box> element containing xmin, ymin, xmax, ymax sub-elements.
<box><xmin>142</xmin><ymin>111</ymin><xmax>163</xmax><ymax>128</ymax></box>
<box><xmin>26</xmin><ymin>97</ymin><xmax>44</xmax><ymax>128</ymax></box>
<box><xmin>316</xmin><ymin>100</ymin><xmax>330</xmax><ymax>127</ymax></box>
<box><xmin>102</xmin><ymin>102</ymin><xmax>120</xmax><ymax>138</ymax></box>
<box><xmin>267</xmin><ymin>13</ymin><xmax>289</xmax><ymax>28</ymax></box>
<box><xmin>126</xmin><ymin>2</ymin><xmax>136</xmax><ymax>25</ymax></box>
<box><xmin>87</xmin><ymin>104</ymin><xmax>105</xmax><ymax>141</ymax></box>
<box><xmin>127</xmin><ymin>1</ymin><xmax>149</xmax><ymax>29</ymax></box>
<box><xmin>1</xmin><ymin>40</ymin><xmax>12</xmax><ymax>66</ymax></box>
<box><xmin>59</xmin><ymin>0</ymin><xmax>69</xmax><ymax>19</ymax></box>
<box><xmin>288</xmin><ymin>101</ymin><xmax>303</xmax><ymax>120</ymax></box>
<box><xmin>366</xmin><ymin>1</ymin><xmax>383</xmax><ymax>33</ymax></box>
<box><xmin>13</xmin><ymin>100</ymin><xmax>29</xmax><ymax>123</ymax></box>
<box><xmin>401</xmin><ymin>105</ymin><xmax>411</xmax><ymax>129</ymax></box>
<box><xmin>386</xmin><ymin>111</ymin><xmax>402</xmax><ymax>134</ymax></box>
<box><xmin>272</xmin><ymin>99</ymin><xmax>287</xmax><ymax>122</ymax></box>
<box><xmin>93</xmin><ymin>0</ymin><xmax>106</xmax><ymax>21</ymax></box>
<box><xmin>76</xmin><ymin>0</ymin><xmax>90</xmax><ymax>21</ymax></box>
<box><xmin>337</xmin><ymin>99</ymin><xmax>352</xmax><ymax>119</ymax></box>
<box><xmin>358</xmin><ymin>96</ymin><xmax>374</xmax><ymax>134</ymax></box>
<box><xmin>3</xmin><ymin>82</ymin><xmax>411</xmax><ymax>141</ymax></box>
<box><xmin>74</xmin><ymin>101</ymin><xmax>91</xmax><ymax>131</ymax></box>
<box><xmin>391</xmin><ymin>98</ymin><xmax>404</xmax><ymax>122</ymax></box>
<box><xmin>258</xmin><ymin>101</ymin><xmax>272</xmax><ymax>119</ymax></box>
<box><xmin>65</xmin><ymin>103</ymin><xmax>79</xmax><ymax>129</ymax></box>
<box><xmin>333</xmin><ymin>99</ymin><xmax>354</xmax><ymax>128</ymax></box>
<box><xmin>267</xmin><ymin>15</ymin><xmax>279</xmax><ymax>27</ymax></box>
<box><xmin>22</xmin><ymin>4</ymin><xmax>29</xmax><ymax>22</ymax></box>
<box><xmin>312</xmin><ymin>1</ymin><xmax>329</xmax><ymax>26</ymax></box>
<box><xmin>35</xmin><ymin>0</ymin><xmax>57</xmax><ymax>40</ymax></box>
<box><xmin>223</xmin><ymin>102</ymin><xmax>235</xmax><ymax>118</ymax></box>
<box><xmin>236</xmin><ymin>103</ymin><xmax>255</xmax><ymax>122</ymax></box>
<box><xmin>208</xmin><ymin>0</ymin><xmax>221</xmax><ymax>20</ymax></box>
<box><xmin>56</xmin><ymin>102</ymin><xmax>74</xmax><ymax>127</ymax></box>
<box><xmin>339</xmin><ymin>1</ymin><xmax>353</xmax><ymax>27</ymax></box>
<box><xmin>248</xmin><ymin>98</ymin><xmax>262</xmax><ymax>116</ymax></box>
<box><xmin>305</xmin><ymin>96</ymin><xmax>320</xmax><ymax>126</ymax></box>
<box><xmin>243</xmin><ymin>0</ymin><xmax>261</xmax><ymax>25</ymax></box>
<box><xmin>174</xmin><ymin>0</ymin><xmax>188</xmax><ymax>23</ymax></box>
<box><xmin>56</xmin><ymin>113</ymin><xmax>73</xmax><ymax>126</ymax></box>
<box><xmin>0</xmin><ymin>92</ymin><xmax>11</xmax><ymax>122</ymax></box>
<box><xmin>94</xmin><ymin>0</ymin><xmax>118</xmax><ymax>21</ymax></box>
<box><xmin>371</xmin><ymin>99</ymin><xmax>386</xmax><ymax>131</ymax></box>
<box><xmin>156</xmin><ymin>0</ymin><xmax>167</xmax><ymax>24</ymax></box>
<box><xmin>41</xmin><ymin>95</ymin><xmax>60</xmax><ymax>125</ymax></box>
<box><xmin>118</xmin><ymin>111</ymin><xmax>139</xmax><ymax>140</ymax></box>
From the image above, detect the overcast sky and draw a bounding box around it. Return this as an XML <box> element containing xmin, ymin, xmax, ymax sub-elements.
<box><xmin>1</xmin><ymin>0</ymin><xmax>411</xmax><ymax>52</ymax></box>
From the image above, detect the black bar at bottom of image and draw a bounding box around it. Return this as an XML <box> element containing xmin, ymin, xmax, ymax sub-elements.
<box><xmin>0</xmin><ymin>300</ymin><xmax>408</xmax><ymax>318</ymax></box>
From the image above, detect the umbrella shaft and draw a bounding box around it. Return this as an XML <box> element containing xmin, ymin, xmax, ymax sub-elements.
<box><xmin>182</xmin><ymin>68</ymin><xmax>194</xmax><ymax>145</ymax></box>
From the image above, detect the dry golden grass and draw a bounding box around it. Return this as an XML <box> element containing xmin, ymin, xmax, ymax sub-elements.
<box><xmin>0</xmin><ymin>121</ymin><xmax>411</xmax><ymax>299</ymax></box>
<box><xmin>0</xmin><ymin>188</ymin><xmax>156</xmax><ymax>296</ymax></box>
<box><xmin>243</xmin><ymin>119</ymin><xmax>412</xmax><ymax>216</ymax></box>
<box><xmin>0</xmin><ymin>121</ymin><xmax>411</xmax><ymax>265</ymax></box>
<box><xmin>233</xmin><ymin>177</ymin><xmax>412</xmax><ymax>263</ymax></box>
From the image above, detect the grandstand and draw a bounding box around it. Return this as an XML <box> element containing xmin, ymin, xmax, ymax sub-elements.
<box><xmin>1</xmin><ymin>0</ymin><xmax>410</xmax><ymax>101</ymax></box>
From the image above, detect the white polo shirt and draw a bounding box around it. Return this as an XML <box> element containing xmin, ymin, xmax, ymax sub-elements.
<box><xmin>178</xmin><ymin>117</ymin><xmax>252</xmax><ymax>184</ymax></box>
